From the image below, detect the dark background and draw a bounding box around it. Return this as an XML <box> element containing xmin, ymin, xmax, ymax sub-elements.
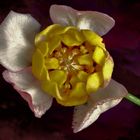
<box><xmin>0</xmin><ymin>0</ymin><xmax>140</xmax><ymax>140</ymax></box>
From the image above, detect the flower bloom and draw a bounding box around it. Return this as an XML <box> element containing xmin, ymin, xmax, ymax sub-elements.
<box><xmin>32</xmin><ymin>24</ymin><xmax>113</xmax><ymax>106</ymax></box>
<box><xmin>0</xmin><ymin>5</ymin><xmax>128</xmax><ymax>132</ymax></box>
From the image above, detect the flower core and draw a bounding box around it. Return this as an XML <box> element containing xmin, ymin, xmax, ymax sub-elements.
<box><xmin>32</xmin><ymin>24</ymin><xmax>114</xmax><ymax>106</ymax></box>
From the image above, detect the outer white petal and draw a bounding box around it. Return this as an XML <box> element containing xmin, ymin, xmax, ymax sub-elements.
<box><xmin>50</xmin><ymin>5</ymin><xmax>78</xmax><ymax>27</ymax></box>
<box><xmin>2</xmin><ymin>68</ymin><xmax>53</xmax><ymax>118</ymax></box>
<box><xmin>50</xmin><ymin>5</ymin><xmax>115</xmax><ymax>36</ymax></box>
<box><xmin>0</xmin><ymin>11</ymin><xmax>41</xmax><ymax>72</ymax></box>
<box><xmin>77</xmin><ymin>11</ymin><xmax>115</xmax><ymax>36</ymax></box>
<box><xmin>72</xmin><ymin>79</ymin><xmax>128</xmax><ymax>133</ymax></box>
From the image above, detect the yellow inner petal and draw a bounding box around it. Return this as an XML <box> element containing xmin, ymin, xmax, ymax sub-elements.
<box><xmin>61</xmin><ymin>27</ymin><xmax>85</xmax><ymax>47</ymax></box>
<box><xmin>92</xmin><ymin>46</ymin><xmax>106</xmax><ymax>65</ymax></box>
<box><xmin>35</xmin><ymin>24</ymin><xmax>65</xmax><ymax>44</ymax></box>
<box><xmin>48</xmin><ymin>36</ymin><xmax>61</xmax><ymax>54</ymax></box>
<box><xmin>77</xmin><ymin>54</ymin><xmax>93</xmax><ymax>66</ymax></box>
<box><xmin>49</xmin><ymin>70</ymin><xmax>67</xmax><ymax>87</ymax></box>
<box><xmin>82</xmin><ymin>30</ymin><xmax>105</xmax><ymax>48</ymax></box>
<box><xmin>77</xmin><ymin>71</ymin><xmax>89</xmax><ymax>82</ymax></box>
<box><xmin>41</xmin><ymin>80</ymin><xmax>62</xmax><ymax>99</ymax></box>
<box><xmin>86</xmin><ymin>72</ymin><xmax>103</xmax><ymax>93</ymax></box>
<box><xmin>45</xmin><ymin>58</ymin><xmax>59</xmax><ymax>69</ymax></box>
<box><xmin>70</xmin><ymin>82</ymin><xmax>87</xmax><ymax>98</ymax></box>
<box><xmin>57</xmin><ymin>82</ymin><xmax>88</xmax><ymax>106</ymax></box>
<box><xmin>36</xmin><ymin>42</ymin><xmax>48</xmax><ymax>56</ymax></box>
<box><xmin>70</xmin><ymin>75</ymin><xmax>80</xmax><ymax>87</ymax></box>
<box><xmin>41</xmin><ymin>67</ymin><xmax>50</xmax><ymax>80</ymax></box>
<box><xmin>32</xmin><ymin>49</ymin><xmax>44</xmax><ymax>80</ymax></box>
<box><xmin>102</xmin><ymin>56</ymin><xmax>114</xmax><ymax>83</ymax></box>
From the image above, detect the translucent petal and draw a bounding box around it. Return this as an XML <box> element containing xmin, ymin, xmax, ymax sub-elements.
<box><xmin>3</xmin><ymin>68</ymin><xmax>53</xmax><ymax>118</ymax></box>
<box><xmin>73</xmin><ymin>79</ymin><xmax>128</xmax><ymax>133</ymax></box>
<box><xmin>0</xmin><ymin>11</ymin><xmax>41</xmax><ymax>71</ymax></box>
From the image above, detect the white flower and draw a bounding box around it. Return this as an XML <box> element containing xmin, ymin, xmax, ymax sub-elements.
<box><xmin>0</xmin><ymin>5</ymin><xmax>128</xmax><ymax>133</ymax></box>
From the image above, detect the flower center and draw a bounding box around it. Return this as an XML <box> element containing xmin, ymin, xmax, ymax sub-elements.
<box><xmin>52</xmin><ymin>42</ymin><xmax>100</xmax><ymax>74</ymax></box>
<box><xmin>53</xmin><ymin>44</ymin><xmax>82</xmax><ymax>72</ymax></box>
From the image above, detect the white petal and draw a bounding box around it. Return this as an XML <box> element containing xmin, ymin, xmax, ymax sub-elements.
<box><xmin>49</xmin><ymin>5</ymin><xmax>115</xmax><ymax>36</ymax></box>
<box><xmin>50</xmin><ymin>5</ymin><xmax>78</xmax><ymax>26</ymax></box>
<box><xmin>72</xmin><ymin>79</ymin><xmax>128</xmax><ymax>133</ymax></box>
<box><xmin>77</xmin><ymin>11</ymin><xmax>115</xmax><ymax>36</ymax></box>
<box><xmin>0</xmin><ymin>11</ymin><xmax>41</xmax><ymax>72</ymax></box>
<box><xmin>2</xmin><ymin>68</ymin><xmax>53</xmax><ymax>118</ymax></box>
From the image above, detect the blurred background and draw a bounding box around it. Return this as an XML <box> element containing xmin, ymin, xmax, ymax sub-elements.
<box><xmin>0</xmin><ymin>0</ymin><xmax>140</xmax><ymax>140</ymax></box>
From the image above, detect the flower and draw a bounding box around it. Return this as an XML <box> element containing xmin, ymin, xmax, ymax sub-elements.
<box><xmin>0</xmin><ymin>5</ymin><xmax>128</xmax><ymax>133</ymax></box>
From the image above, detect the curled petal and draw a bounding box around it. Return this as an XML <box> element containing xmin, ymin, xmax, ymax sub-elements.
<box><xmin>72</xmin><ymin>79</ymin><xmax>128</xmax><ymax>133</ymax></box>
<box><xmin>0</xmin><ymin>11</ymin><xmax>41</xmax><ymax>71</ymax></box>
<box><xmin>50</xmin><ymin>5</ymin><xmax>115</xmax><ymax>36</ymax></box>
<box><xmin>2</xmin><ymin>68</ymin><xmax>53</xmax><ymax>118</ymax></box>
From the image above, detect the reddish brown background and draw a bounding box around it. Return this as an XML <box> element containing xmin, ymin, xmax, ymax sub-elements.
<box><xmin>0</xmin><ymin>0</ymin><xmax>140</xmax><ymax>140</ymax></box>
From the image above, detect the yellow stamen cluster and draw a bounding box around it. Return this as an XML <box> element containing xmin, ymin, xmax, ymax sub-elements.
<box><xmin>32</xmin><ymin>24</ymin><xmax>114</xmax><ymax>106</ymax></box>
